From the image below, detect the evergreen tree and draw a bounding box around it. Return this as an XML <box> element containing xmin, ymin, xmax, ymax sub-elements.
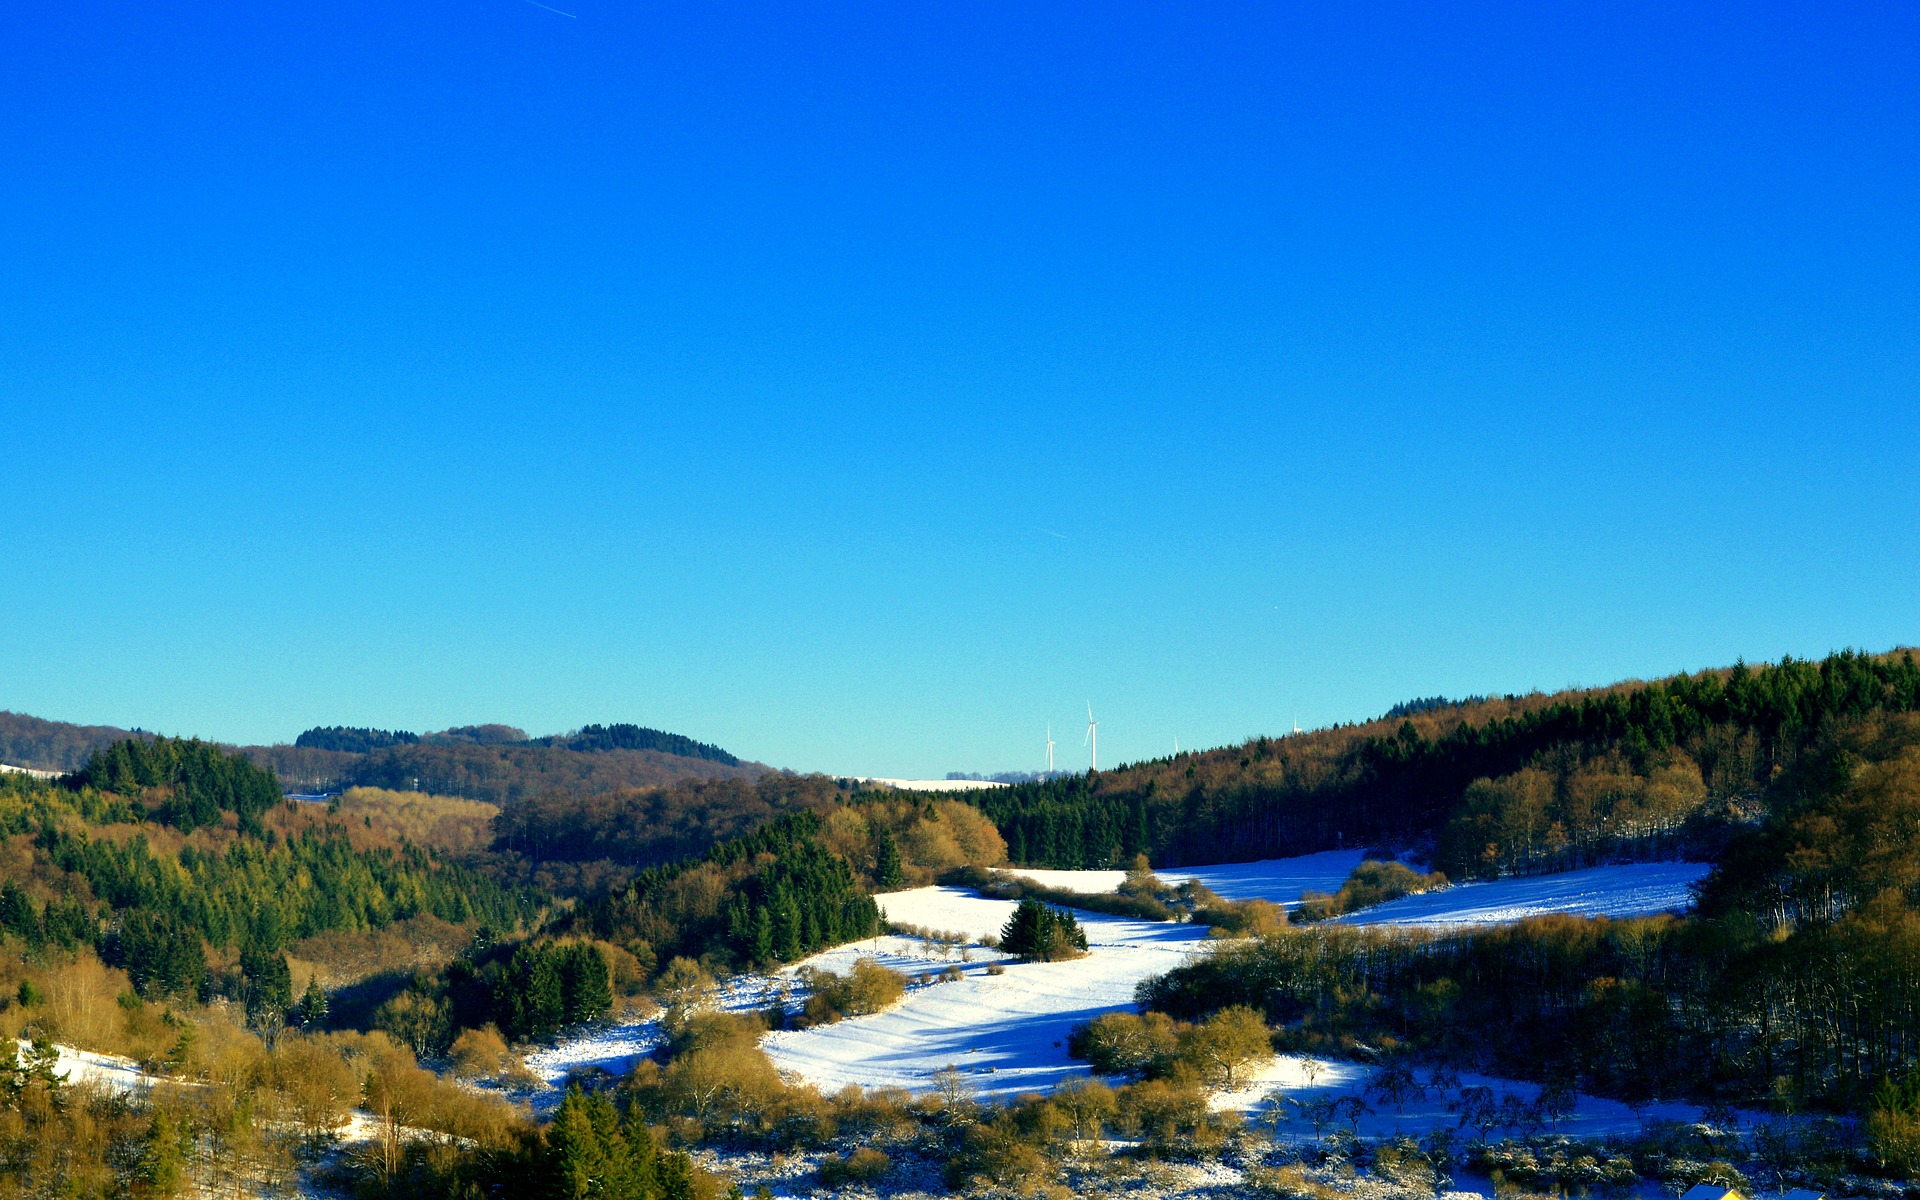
<box><xmin>558</xmin><ymin>942</ymin><xmax>613</xmax><ymax>1027</ymax></box>
<box><xmin>298</xmin><ymin>976</ymin><xmax>330</xmax><ymax>1028</ymax></box>
<box><xmin>140</xmin><ymin>1108</ymin><xmax>186</xmax><ymax>1196</ymax></box>
<box><xmin>999</xmin><ymin>899</ymin><xmax>1088</xmax><ymax>962</ymax></box>
<box><xmin>873</xmin><ymin>828</ymin><xmax>904</xmax><ymax>888</ymax></box>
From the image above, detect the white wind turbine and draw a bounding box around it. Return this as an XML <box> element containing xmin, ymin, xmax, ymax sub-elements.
<box><xmin>1046</xmin><ymin>723</ymin><xmax>1055</xmax><ymax>774</ymax></box>
<box><xmin>1084</xmin><ymin>703</ymin><xmax>1099</xmax><ymax>772</ymax></box>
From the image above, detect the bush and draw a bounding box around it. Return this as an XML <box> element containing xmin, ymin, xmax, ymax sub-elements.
<box><xmin>449</xmin><ymin>1024</ymin><xmax>509</xmax><ymax>1078</ymax></box>
<box><xmin>1296</xmin><ymin>860</ymin><xmax>1447</xmax><ymax>922</ymax></box>
<box><xmin>798</xmin><ymin>958</ymin><xmax>907</xmax><ymax>1026</ymax></box>
<box><xmin>1175</xmin><ymin>1005</ymin><xmax>1274</xmax><ymax>1089</ymax></box>
<box><xmin>1070</xmin><ymin>1006</ymin><xmax>1272</xmax><ymax>1090</ymax></box>
<box><xmin>817</xmin><ymin>1146</ymin><xmax>891</xmax><ymax>1186</ymax></box>
<box><xmin>1068</xmin><ymin>1011</ymin><xmax>1180</xmax><ymax>1078</ymax></box>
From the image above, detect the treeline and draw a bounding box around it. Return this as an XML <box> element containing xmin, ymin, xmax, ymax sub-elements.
<box><xmin>1137</xmin><ymin>710</ymin><xmax>1920</xmax><ymax>1121</ymax></box>
<box><xmin>492</xmin><ymin>773</ymin><xmax>847</xmax><ymax>870</ymax></box>
<box><xmin>970</xmin><ymin>650</ymin><xmax>1920</xmax><ymax>873</ymax></box>
<box><xmin>295</xmin><ymin>725</ymin><xmax>421</xmax><ymax>753</ymax></box>
<box><xmin>300</xmin><ymin>721</ymin><xmax>737</xmax><ymax>760</ymax></box>
<box><xmin>252</xmin><ymin>738</ymin><xmax>759</xmax><ymax>803</ymax></box>
<box><xmin>536</xmin><ymin>723</ymin><xmax>739</xmax><ymax>765</ymax></box>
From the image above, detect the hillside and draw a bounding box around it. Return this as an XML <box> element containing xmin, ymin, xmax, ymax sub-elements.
<box><xmin>0</xmin><ymin>710</ymin><xmax>150</xmax><ymax>772</ymax></box>
<box><xmin>969</xmin><ymin>649</ymin><xmax>1920</xmax><ymax>875</ymax></box>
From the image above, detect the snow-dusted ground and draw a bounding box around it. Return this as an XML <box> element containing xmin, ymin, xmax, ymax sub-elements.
<box><xmin>1338</xmin><ymin>861</ymin><xmax>1712</xmax><ymax>928</ymax></box>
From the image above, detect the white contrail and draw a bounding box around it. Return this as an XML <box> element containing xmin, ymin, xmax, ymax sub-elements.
<box><xmin>523</xmin><ymin>0</ymin><xmax>577</xmax><ymax>15</ymax></box>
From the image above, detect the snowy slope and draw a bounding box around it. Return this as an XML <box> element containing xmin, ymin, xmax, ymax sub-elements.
<box><xmin>998</xmin><ymin>849</ymin><xmax>1363</xmax><ymax>906</ymax></box>
<box><xmin>763</xmin><ymin>903</ymin><xmax>1209</xmax><ymax>1100</ymax></box>
<box><xmin>1217</xmin><ymin>1053</ymin><xmax>1707</xmax><ymax>1140</ymax></box>
<box><xmin>1338</xmin><ymin>861</ymin><xmax>1711</xmax><ymax>928</ymax></box>
<box><xmin>14</xmin><ymin>1040</ymin><xmax>162</xmax><ymax>1094</ymax></box>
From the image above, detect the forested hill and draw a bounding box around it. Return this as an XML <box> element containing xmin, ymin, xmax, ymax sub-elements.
<box><xmin>0</xmin><ymin>710</ymin><xmax>149</xmax><ymax>772</ymax></box>
<box><xmin>258</xmin><ymin>721</ymin><xmax>758</xmax><ymax>800</ymax></box>
<box><xmin>252</xmin><ymin>737</ymin><xmax>762</xmax><ymax>803</ymax></box>
<box><xmin>0</xmin><ymin>736</ymin><xmax>538</xmax><ymax>1009</ymax></box>
<box><xmin>971</xmin><ymin>649</ymin><xmax>1920</xmax><ymax>876</ymax></box>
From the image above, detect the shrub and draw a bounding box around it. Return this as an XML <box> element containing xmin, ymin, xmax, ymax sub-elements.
<box><xmin>818</xmin><ymin>1146</ymin><xmax>891</xmax><ymax>1186</ymax></box>
<box><xmin>798</xmin><ymin>957</ymin><xmax>907</xmax><ymax>1026</ymax></box>
<box><xmin>449</xmin><ymin>1024</ymin><xmax>509</xmax><ymax>1078</ymax></box>
<box><xmin>1068</xmin><ymin>1011</ymin><xmax>1180</xmax><ymax>1078</ymax></box>
<box><xmin>1174</xmin><ymin>1005</ymin><xmax>1274</xmax><ymax>1089</ymax></box>
<box><xmin>1295</xmin><ymin>860</ymin><xmax>1447</xmax><ymax>922</ymax></box>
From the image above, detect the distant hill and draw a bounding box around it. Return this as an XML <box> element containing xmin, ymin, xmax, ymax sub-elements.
<box><xmin>0</xmin><ymin>710</ymin><xmax>151</xmax><ymax>772</ymax></box>
<box><xmin>0</xmin><ymin>711</ymin><xmax>764</xmax><ymax>801</ymax></box>
<box><xmin>251</xmin><ymin>738</ymin><xmax>761</xmax><ymax>804</ymax></box>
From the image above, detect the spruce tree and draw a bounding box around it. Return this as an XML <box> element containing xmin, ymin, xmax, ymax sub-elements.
<box><xmin>873</xmin><ymin>829</ymin><xmax>904</xmax><ymax>888</ymax></box>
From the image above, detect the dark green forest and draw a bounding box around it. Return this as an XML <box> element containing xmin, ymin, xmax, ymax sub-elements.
<box><xmin>571</xmin><ymin>809</ymin><xmax>882</xmax><ymax>971</ymax></box>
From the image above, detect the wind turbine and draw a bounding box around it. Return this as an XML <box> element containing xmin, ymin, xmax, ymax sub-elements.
<box><xmin>1046</xmin><ymin>723</ymin><xmax>1055</xmax><ymax>774</ymax></box>
<box><xmin>1084</xmin><ymin>703</ymin><xmax>1099</xmax><ymax>772</ymax></box>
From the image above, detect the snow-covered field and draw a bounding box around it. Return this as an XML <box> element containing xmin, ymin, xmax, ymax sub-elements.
<box><xmin>528</xmin><ymin>853</ymin><xmax>1717</xmax><ymax>1122</ymax></box>
<box><xmin>1338</xmin><ymin>861</ymin><xmax>1711</xmax><ymax>928</ymax></box>
<box><xmin>998</xmin><ymin>853</ymin><xmax>1709</xmax><ymax>929</ymax></box>
<box><xmin>1001</xmin><ymin>849</ymin><xmax>1364</xmax><ymax>907</ymax></box>
<box><xmin>765</xmin><ymin>905</ymin><xmax>1208</xmax><ymax>1100</ymax></box>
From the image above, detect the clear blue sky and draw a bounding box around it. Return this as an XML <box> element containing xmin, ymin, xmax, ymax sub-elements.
<box><xmin>2</xmin><ymin>2</ymin><xmax>1916</xmax><ymax>777</ymax></box>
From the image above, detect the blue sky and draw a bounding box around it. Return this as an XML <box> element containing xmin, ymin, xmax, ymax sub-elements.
<box><xmin>2</xmin><ymin>2</ymin><xmax>1916</xmax><ymax>776</ymax></box>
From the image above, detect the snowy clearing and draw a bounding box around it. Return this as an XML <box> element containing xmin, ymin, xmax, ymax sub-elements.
<box><xmin>1337</xmin><ymin>861</ymin><xmax>1712</xmax><ymax>928</ymax></box>
<box><xmin>18</xmin><ymin>1041</ymin><xmax>158</xmax><ymax>1094</ymax></box>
